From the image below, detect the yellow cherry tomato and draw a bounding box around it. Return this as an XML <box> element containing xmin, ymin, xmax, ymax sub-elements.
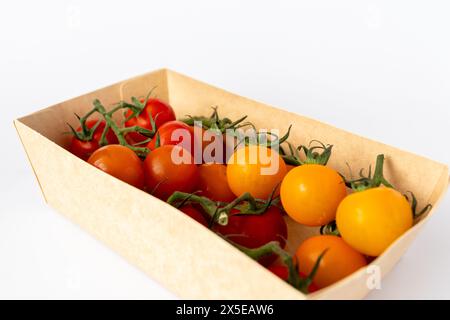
<box><xmin>227</xmin><ymin>145</ymin><xmax>287</xmax><ymax>199</ymax></box>
<box><xmin>336</xmin><ymin>187</ymin><xmax>413</xmax><ymax>257</ymax></box>
<box><xmin>280</xmin><ymin>164</ymin><xmax>347</xmax><ymax>227</ymax></box>
<box><xmin>295</xmin><ymin>235</ymin><xmax>367</xmax><ymax>289</ymax></box>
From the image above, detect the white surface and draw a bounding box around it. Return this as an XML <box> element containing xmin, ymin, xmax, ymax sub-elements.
<box><xmin>1</xmin><ymin>0</ymin><xmax>449</xmax><ymax>300</ymax></box>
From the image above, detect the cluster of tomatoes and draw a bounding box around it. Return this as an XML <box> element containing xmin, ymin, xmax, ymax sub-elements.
<box><xmin>67</xmin><ymin>94</ymin><xmax>427</xmax><ymax>294</ymax></box>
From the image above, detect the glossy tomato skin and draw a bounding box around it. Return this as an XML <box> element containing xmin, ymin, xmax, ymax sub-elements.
<box><xmin>336</xmin><ymin>187</ymin><xmax>413</xmax><ymax>257</ymax></box>
<box><xmin>267</xmin><ymin>265</ymin><xmax>319</xmax><ymax>293</ymax></box>
<box><xmin>143</xmin><ymin>145</ymin><xmax>199</xmax><ymax>200</ymax></box>
<box><xmin>280</xmin><ymin>164</ymin><xmax>347</xmax><ymax>227</ymax></box>
<box><xmin>227</xmin><ymin>145</ymin><xmax>287</xmax><ymax>199</ymax></box>
<box><xmin>147</xmin><ymin>121</ymin><xmax>197</xmax><ymax>156</ymax></box>
<box><xmin>179</xmin><ymin>205</ymin><xmax>208</xmax><ymax>227</ymax></box>
<box><xmin>214</xmin><ymin>206</ymin><xmax>288</xmax><ymax>266</ymax></box>
<box><xmin>197</xmin><ymin>164</ymin><xmax>235</xmax><ymax>202</ymax></box>
<box><xmin>295</xmin><ymin>235</ymin><xmax>367</xmax><ymax>289</ymax></box>
<box><xmin>125</xmin><ymin>98</ymin><xmax>176</xmax><ymax>143</ymax></box>
<box><xmin>87</xmin><ymin>144</ymin><xmax>145</xmax><ymax>189</ymax></box>
<box><xmin>69</xmin><ymin>120</ymin><xmax>118</xmax><ymax>160</ymax></box>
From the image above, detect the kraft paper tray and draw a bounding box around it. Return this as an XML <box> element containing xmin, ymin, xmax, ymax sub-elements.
<box><xmin>14</xmin><ymin>69</ymin><xmax>449</xmax><ymax>300</ymax></box>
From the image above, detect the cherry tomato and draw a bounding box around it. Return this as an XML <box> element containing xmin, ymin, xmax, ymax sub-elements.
<box><xmin>214</xmin><ymin>206</ymin><xmax>287</xmax><ymax>266</ymax></box>
<box><xmin>125</xmin><ymin>98</ymin><xmax>176</xmax><ymax>143</ymax></box>
<box><xmin>227</xmin><ymin>145</ymin><xmax>287</xmax><ymax>199</ymax></box>
<box><xmin>267</xmin><ymin>265</ymin><xmax>319</xmax><ymax>293</ymax></box>
<box><xmin>179</xmin><ymin>205</ymin><xmax>208</xmax><ymax>227</ymax></box>
<box><xmin>87</xmin><ymin>144</ymin><xmax>144</xmax><ymax>189</ymax></box>
<box><xmin>69</xmin><ymin>120</ymin><xmax>118</xmax><ymax>160</ymax></box>
<box><xmin>295</xmin><ymin>235</ymin><xmax>367</xmax><ymax>289</ymax></box>
<box><xmin>199</xmin><ymin>128</ymin><xmax>235</xmax><ymax>164</ymax></box>
<box><xmin>143</xmin><ymin>145</ymin><xmax>199</xmax><ymax>200</ymax></box>
<box><xmin>197</xmin><ymin>164</ymin><xmax>235</xmax><ymax>202</ymax></box>
<box><xmin>336</xmin><ymin>187</ymin><xmax>413</xmax><ymax>257</ymax></box>
<box><xmin>280</xmin><ymin>164</ymin><xmax>347</xmax><ymax>227</ymax></box>
<box><xmin>147</xmin><ymin>121</ymin><xmax>197</xmax><ymax>156</ymax></box>
<box><xmin>286</xmin><ymin>164</ymin><xmax>297</xmax><ymax>173</ymax></box>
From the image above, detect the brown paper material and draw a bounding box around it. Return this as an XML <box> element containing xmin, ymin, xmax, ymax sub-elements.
<box><xmin>15</xmin><ymin>68</ymin><xmax>449</xmax><ymax>300</ymax></box>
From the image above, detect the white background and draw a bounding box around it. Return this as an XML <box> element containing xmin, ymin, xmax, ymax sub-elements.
<box><xmin>0</xmin><ymin>0</ymin><xmax>449</xmax><ymax>299</ymax></box>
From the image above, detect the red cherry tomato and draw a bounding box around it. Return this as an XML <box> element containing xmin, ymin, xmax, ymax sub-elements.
<box><xmin>179</xmin><ymin>205</ymin><xmax>208</xmax><ymax>227</ymax></box>
<box><xmin>69</xmin><ymin>120</ymin><xmax>118</xmax><ymax>160</ymax></box>
<box><xmin>147</xmin><ymin>121</ymin><xmax>197</xmax><ymax>157</ymax></box>
<box><xmin>267</xmin><ymin>264</ymin><xmax>319</xmax><ymax>293</ymax></box>
<box><xmin>214</xmin><ymin>206</ymin><xmax>287</xmax><ymax>266</ymax></box>
<box><xmin>143</xmin><ymin>145</ymin><xmax>199</xmax><ymax>200</ymax></box>
<box><xmin>125</xmin><ymin>98</ymin><xmax>176</xmax><ymax>143</ymax></box>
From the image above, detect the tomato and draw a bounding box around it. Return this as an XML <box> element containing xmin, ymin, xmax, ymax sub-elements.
<box><xmin>179</xmin><ymin>205</ymin><xmax>208</xmax><ymax>227</ymax></box>
<box><xmin>336</xmin><ymin>187</ymin><xmax>413</xmax><ymax>257</ymax></box>
<box><xmin>267</xmin><ymin>265</ymin><xmax>319</xmax><ymax>293</ymax></box>
<box><xmin>87</xmin><ymin>144</ymin><xmax>145</xmax><ymax>189</ymax></box>
<box><xmin>200</xmin><ymin>128</ymin><xmax>236</xmax><ymax>164</ymax></box>
<box><xmin>147</xmin><ymin>121</ymin><xmax>197</xmax><ymax>156</ymax></box>
<box><xmin>214</xmin><ymin>206</ymin><xmax>287</xmax><ymax>266</ymax></box>
<box><xmin>197</xmin><ymin>164</ymin><xmax>235</xmax><ymax>202</ymax></box>
<box><xmin>286</xmin><ymin>164</ymin><xmax>297</xmax><ymax>173</ymax></box>
<box><xmin>295</xmin><ymin>235</ymin><xmax>367</xmax><ymax>289</ymax></box>
<box><xmin>143</xmin><ymin>145</ymin><xmax>199</xmax><ymax>200</ymax></box>
<box><xmin>280</xmin><ymin>164</ymin><xmax>347</xmax><ymax>227</ymax></box>
<box><xmin>125</xmin><ymin>98</ymin><xmax>176</xmax><ymax>143</ymax></box>
<box><xmin>69</xmin><ymin>120</ymin><xmax>118</xmax><ymax>160</ymax></box>
<box><xmin>227</xmin><ymin>145</ymin><xmax>287</xmax><ymax>199</ymax></box>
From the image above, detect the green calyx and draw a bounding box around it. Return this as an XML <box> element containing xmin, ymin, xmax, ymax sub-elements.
<box><xmin>166</xmin><ymin>189</ymin><xmax>278</xmax><ymax>227</ymax></box>
<box><xmin>345</xmin><ymin>154</ymin><xmax>393</xmax><ymax>192</ymax></box>
<box><xmin>181</xmin><ymin>107</ymin><xmax>249</xmax><ymax>134</ymax></box>
<box><xmin>320</xmin><ymin>221</ymin><xmax>340</xmax><ymax>237</ymax></box>
<box><xmin>234</xmin><ymin>241</ymin><xmax>326</xmax><ymax>294</ymax></box>
<box><xmin>282</xmin><ymin>140</ymin><xmax>333</xmax><ymax>166</ymax></box>
<box><xmin>67</xmin><ymin>114</ymin><xmax>103</xmax><ymax>143</ymax></box>
<box><xmin>181</xmin><ymin>107</ymin><xmax>292</xmax><ymax>150</ymax></box>
<box><xmin>404</xmin><ymin>191</ymin><xmax>433</xmax><ymax>221</ymax></box>
<box><xmin>119</xmin><ymin>88</ymin><xmax>158</xmax><ymax>140</ymax></box>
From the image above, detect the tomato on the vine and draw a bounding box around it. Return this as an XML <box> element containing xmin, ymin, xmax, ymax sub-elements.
<box><xmin>197</xmin><ymin>163</ymin><xmax>235</xmax><ymax>202</ymax></box>
<box><xmin>295</xmin><ymin>235</ymin><xmax>367</xmax><ymax>289</ymax></box>
<box><xmin>336</xmin><ymin>187</ymin><xmax>413</xmax><ymax>257</ymax></box>
<box><xmin>227</xmin><ymin>145</ymin><xmax>287</xmax><ymax>199</ymax></box>
<box><xmin>267</xmin><ymin>265</ymin><xmax>319</xmax><ymax>293</ymax></box>
<box><xmin>214</xmin><ymin>206</ymin><xmax>287</xmax><ymax>266</ymax></box>
<box><xmin>179</xmin><ymin>205</ymin><xmax>208</xmax><ymax>227</ymax></box>
<box><xmin>280</xmin><ymin>164</ymin><xmax>347</xmax><ymax>227</ymax></box>
<box><xmin>69</xmin><ymin>119</ymin><xmax>118</xmax><ymax>160</ymax></box>
<box><xmin>143</xmin><ymin>145</ymin><xmax>199</xmax><ymax>200</ymax></box>
<box><xmin>125</xmin><ymin>98</ymin><xmax>176</xmax><ymax>143</ymax></box>
<box><xmin>87</xmin><ymin>144</ymin><xmax>144</xmax><ymax>189</ymax></box>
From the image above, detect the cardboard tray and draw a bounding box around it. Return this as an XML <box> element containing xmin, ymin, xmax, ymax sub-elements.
<box><xmin>15</xmin><ymin>69</ymin><xmax>449</xmax><ymax>299</ymax></box>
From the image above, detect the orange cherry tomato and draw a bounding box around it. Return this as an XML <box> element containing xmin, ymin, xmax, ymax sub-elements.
<box><xmin>87</xmin><ymin>144</ymin><xmax>145</xmax><ymax>189</ymax></box>
<box><xmin>336</xmin><ymin>187</ymin><xmax>413</xmax><ymax>257</ymax></box>
<box><xmin>197</xmin><ymin>164</ymin><xmax>235</xmax><ymax>202</ymax></box>
<box><xmin>143</xmin><ymin>145</ymin><xmax>199</xmax><ymax>200</ymax></box>
<box><xmin>295</xmin><ymin>235</ymin><xmax>367</xmax><ymax>289</ymax></box>
<box><xmin>227</xmin><ymin>145</ymin><xmax>287</xmax><ymax>199</ymax></box>
<box><xmin>280</xmin><ymin>164</ymin><xmax>347</xmax><ymax>226</ymax></box>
